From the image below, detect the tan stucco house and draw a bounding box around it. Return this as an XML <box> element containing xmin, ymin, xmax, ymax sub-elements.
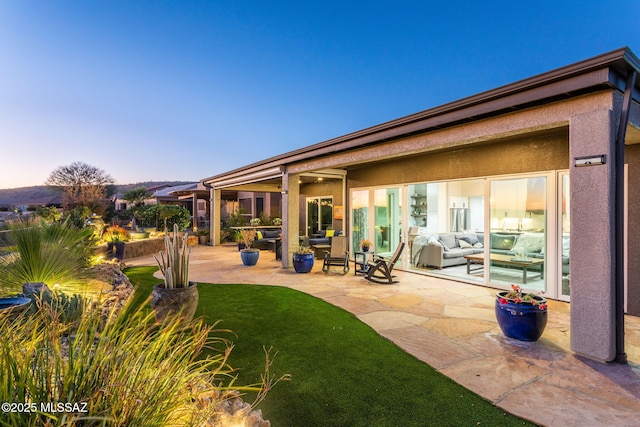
<box><xmin>202</xmin><ymin>47</ymin><xmax>640</xmax><ymax>363</ymax></box>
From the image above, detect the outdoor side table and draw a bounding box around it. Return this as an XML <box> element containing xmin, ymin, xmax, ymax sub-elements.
<box><xmin>354</xmin><ymin>251</ymin><xmax>375</xmax><ymax>276</ymax></box>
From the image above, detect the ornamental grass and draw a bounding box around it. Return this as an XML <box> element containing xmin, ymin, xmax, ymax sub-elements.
<box><xmin>0</xmin><ymin>294</ymin><xmax>274</xmax><ymax>426</ymax></box>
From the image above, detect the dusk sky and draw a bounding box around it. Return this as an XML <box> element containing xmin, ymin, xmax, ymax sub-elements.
<box><xmin>1</xmin><ymin>1</ymin><xmax>639</xmax><ymax>189</ymax></box>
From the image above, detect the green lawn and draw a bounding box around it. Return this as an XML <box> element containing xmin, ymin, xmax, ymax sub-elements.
<box><xmin>125</xmin><ymin>266</ymin><xmax>534</xmax><ymax>426</ymax></box>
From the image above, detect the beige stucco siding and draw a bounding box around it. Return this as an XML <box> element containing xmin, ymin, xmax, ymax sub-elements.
<box><xmin>346</xmin><ymin>131</ymin><xmax>569</xmax><ymax>188</ymax></box>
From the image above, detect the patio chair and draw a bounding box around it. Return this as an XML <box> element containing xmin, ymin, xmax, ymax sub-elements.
<box><xmin>365</xmin><ymin>242</ymin><xmax>405</xmax><ymax>284</ymax></box>
<box><xmin>322</xmin><ymin>236</ymin><xmax>349</xmax><ymax>274</ymax></box>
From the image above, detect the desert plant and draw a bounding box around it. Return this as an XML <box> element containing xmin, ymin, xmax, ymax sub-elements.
<box><xmin>239</xmin><ymin>229</ymin><xmax>256</xmax><ymax>249</ymax></box>
<box><xmin>101</xmin><ymin>225</ymin><xmax>130</xmax><ymax>243</ymax></box>
<box><xmin>290</xmin><ymin>244</ymin><xmax>313</xmax><ymax>254</ymax></box>
<box><xmin>154</xmin><ymin>223</ymin><xmax>191</xmax><ymax>288</ymax></box>
<box><xmin>0</xmin><ymin>297</ymin><xmax>272</xmax><ymax>426</ymax></box>
<box><xmin>0</xmin><ymin>219</ymin><xmax>95</xmax><ymax>294</ymax></box>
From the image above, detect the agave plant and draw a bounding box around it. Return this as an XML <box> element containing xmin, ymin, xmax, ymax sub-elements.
<box><xmin>154</xmin><ymin>223</ymin><xmax>191</xmax><ymax>288</ymax></box>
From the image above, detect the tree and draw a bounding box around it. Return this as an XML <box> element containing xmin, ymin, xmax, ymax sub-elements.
<box><xmin>45</xmin><ymin>161</ymin><xmax>114</xmax><ymax>215</ymax></box>
<box><xmin>123</xmin><ymin>187</ymin><xmax>151</xmax><ymax>208</ymax></box>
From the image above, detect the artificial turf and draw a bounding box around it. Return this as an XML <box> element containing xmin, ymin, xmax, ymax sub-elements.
<box><xmin>125</xmin><ymin>266</ymin><xmax>535</xmax><ymax>426</ymax></box>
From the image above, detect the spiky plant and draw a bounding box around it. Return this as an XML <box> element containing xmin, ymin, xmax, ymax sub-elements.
<box><xmin>0</xmin><ymin>218</ymin><xmax>94</xmax><ymax>295</ymax></box>
<box><xmin>154</xmin><ymin>223</ymin><xmax>191</xmax><ymax>288</ymax></box>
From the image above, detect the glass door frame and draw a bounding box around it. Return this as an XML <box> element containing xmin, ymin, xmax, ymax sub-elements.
<box><xmin>349</xmin><ymin>186</ymin><xmax>403</xmax><ymax>265</ymax></box>
<box><xmin>557</xmin><ymin>171</ymin><xmax>570</xmax><ymax>302</ymax></box>
<box><xmin>306</xmin><ymin>196</ymin><xmax>333</xmax><ymax>236</ymax></box>
<box><xmin>483</xmin><ymin>171</ymin><xmax>560</xmax><ymax>299</ymax></box>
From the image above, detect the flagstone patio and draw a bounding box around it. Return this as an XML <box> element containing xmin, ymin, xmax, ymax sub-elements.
<box><xmin>127</xmin><ymin>244</ymin><xmax>640</xmax><ymax>426</ymax></box>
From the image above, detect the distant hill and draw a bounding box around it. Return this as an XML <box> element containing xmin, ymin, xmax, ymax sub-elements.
<box><xmin>0</xmin><ymin>181</ymin><xmax>193</xmax><ymax>207</ymax></box>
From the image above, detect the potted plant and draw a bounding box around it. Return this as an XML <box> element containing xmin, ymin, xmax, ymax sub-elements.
<box><xmin>495</xmin><ymin>284</ymin><xmax>548</xmax><ymax>341</ymax></box>
<box><xmin>360</xmin><ymin>239</ymin><xmax>373</xmax><ymax>252</ymax></box>
<box><xmin>151</xmin><ymin>223</ymin><xmax>199</xmax><ymax>326</ymax></box>
<box><xmin>196</xmin><ymin>228</ymin><xmax>210</xmax><ymax>245</ymax></box>
<box><xmin>249</xmin><ymin>218</ymin><xmax>261</xmax><ymax>227</ymax></box>
<box><xmin>103</xmin><ymin>226</ymin><xmax>130</xmax><ymax>260</ymax></box>
<box><xmin>291</xmin><ymin>245</ymin><xmax>314</xmax><ymax>273</ymax></box>
<box><xmin>239</xmin><ymin>229</ymin><xmax>259</xmax><ymax>266</ymax></box>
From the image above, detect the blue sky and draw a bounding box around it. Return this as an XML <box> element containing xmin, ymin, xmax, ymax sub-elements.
<box><xmin>1</xmin><ymin>1</ymin><xmax>639</xmax><ymax>188</ymax></box>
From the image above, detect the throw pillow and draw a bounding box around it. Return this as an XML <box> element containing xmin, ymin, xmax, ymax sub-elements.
<box><xmin>439</xmin><ymin>234</ymin><xmax>457</xmax><ymax>250</ymax></box>
<box><xmin>459</xmin><ymin>233</ymin><xmax>479</xmax><ymax>245</ymax></box>
<box><xmin>438</xmin><ymin>239</ymin><xmax>450</xmax><ymax>251</ymax></box>
<box><xmin>325</xmin><ymin>229</ymin><xmax>335</xmax><ymax>237</ymax></box>
<box><xmin>256</xmin><ymin>231</ymin><xmax>263</xmax><ymax>240</ymax></box>
<box><xmin>458</xmin><ymin>239</ymin><xmax>473</xmax><ymax>248</ymax></box>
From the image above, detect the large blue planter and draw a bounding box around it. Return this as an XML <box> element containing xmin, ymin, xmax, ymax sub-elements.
<box><xmin>240</xmin><ymin>249</ymin><xmax>260</xmax><ymax>266</ymax></box>
<box><xmin>495</xmin><ymin>291</ymin><xmax>548</xmax><ymax>341</ymax></box>
<box><xmin>292</xmin><ymin>252</ymin><xmax>314</xmax><ymax>273</ymax></box>
<box><xmin>0</xmin><ymin>297</ymin><xmax>31</xmax><ymax>318</ymax></box>
<box><xmin>114</xmin><ymin>242</ymin><xmax>126</xmax><ymax>260</ymax></box>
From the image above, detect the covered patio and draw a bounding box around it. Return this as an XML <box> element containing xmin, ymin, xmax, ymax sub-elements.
<box><xmin>127</xmin><ymin>244</ymin><xmax>640</xmax><ymax>426</ymax></box>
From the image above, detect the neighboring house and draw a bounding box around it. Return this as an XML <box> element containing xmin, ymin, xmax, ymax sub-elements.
<box><xmin>202</xmin><ymin>48</ymin><xmax>640</xmax><ymax>363</ymax></box>
<box><xmin>111</xmin><ymin>194</ymin><xmax>128</xmax><ymax>211</ymax></box>
<box><xmin>112</xmin><ymin>183</ymin><xmax>210</xmax><ymax>229</ymax></box>
<box><xmin>160</xmin><ymin>182</ymin><xmax>210</xmax><ymax>229</ymax></box>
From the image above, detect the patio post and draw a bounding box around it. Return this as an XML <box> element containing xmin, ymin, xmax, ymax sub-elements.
<box><xmin>281</xmin><ymin>171</ymin><xmax>300</xmax><ymax>268</ymax></box>
<box><xmin>569</xmin><ymin>107</ymin><xmax>618</xmax><ymax>362</ymax></box>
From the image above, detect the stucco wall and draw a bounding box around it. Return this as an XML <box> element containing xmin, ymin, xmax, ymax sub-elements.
<box><xmin>346</xmin><ymin>130</ymin><xmax>569</xmax><ymax>188</ymax></box>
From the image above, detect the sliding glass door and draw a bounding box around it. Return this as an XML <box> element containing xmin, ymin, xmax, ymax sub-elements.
<box><xmin>351</xmin><ymin>187</ymin><xmax>402</xmax><ymax>258</ymax></box>
<box><xmin>374</xmin><ymin>188</ymin><xmax>401</xmax><ymax>255</ymax></box>
<box><xmin>351</xmin><ymin>190</ymin><xmax>369</xmax><ymax>249</ymax></box>
<box><xmin>559</xmin><ymin>173</ymin><xmax>570</xmax><ymax>300</ymax></box>
<box><xmin>489</xmin><ymin>176</ymin><xmax>547</xmax><ymax>292</ymax></box>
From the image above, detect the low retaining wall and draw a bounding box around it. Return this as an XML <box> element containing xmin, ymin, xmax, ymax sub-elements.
<box><xmin>98</xmin><ymin>235</ymin><xmax>202</xmax><ymax>261</ymax></box>
<box><xmin>121</xmin><ymin>238</ymin><xmax>166</xmax><ymax>260</ymax></box>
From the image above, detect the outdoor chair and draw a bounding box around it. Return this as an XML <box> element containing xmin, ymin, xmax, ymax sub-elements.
<box><xmin>322</xmin><ymin>236</ymin><xmax>349</xmax><ymax>274</ymax></box>
<box><xmin>365</xmin><ymin>242</ymin><xmax>405</xmax><ymax>284</ymax></box>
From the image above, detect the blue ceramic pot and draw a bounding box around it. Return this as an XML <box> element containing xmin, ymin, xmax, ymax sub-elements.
<box><xmin>292</xmin><ymin>252</ymin><xmax>314</xmax><ymax>273</ymax></box>
<box><xmin>495</xmin><ymin>291</ymin><xmax>548</xmax><ymax>341</ymax></box>
<box><xmin>115</xmin><ymin>242</ymin><xmax>126</xmax><ymax>261</ymax></box>
<box><xmin>240</xmin><ymin>249</ymin><xmax>260</xmax><ymax>266</ymax></box>
<box><xmin>0</xmin><ymin>297</ymin><xmax>31</xmax><ymax>318</ymax></box>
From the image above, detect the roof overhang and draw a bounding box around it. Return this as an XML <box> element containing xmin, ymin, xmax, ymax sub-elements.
<box><xmin>201</xmin><ymin>47</ymin><xmax>640</xmax><ymax>185</ymax></box>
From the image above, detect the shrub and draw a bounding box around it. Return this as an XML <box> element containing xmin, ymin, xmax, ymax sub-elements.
<box><xmin>157</xmin><ymin>205</ymin><xmax>191</xmax><ymax>231</ymax></box>
<box><xmin>131</xmin><ymin>205</ymin><xmax>160</xmax><ymax>228</ymax></box>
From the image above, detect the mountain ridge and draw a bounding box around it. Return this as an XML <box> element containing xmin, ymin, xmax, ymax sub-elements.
<box><xmin>0</xmin><ymin>181</ymin><xmax>193</xmax><ymax>206</ymax></box>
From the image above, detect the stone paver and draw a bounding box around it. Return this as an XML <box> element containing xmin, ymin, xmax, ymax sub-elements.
<box><xmin>128</xmin><ymin>244</ymin><xmax>640</xmax><ymax>427</ymax></box>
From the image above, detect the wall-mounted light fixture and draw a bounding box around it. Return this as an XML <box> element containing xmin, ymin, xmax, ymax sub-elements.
<box><xmin>574</xmin><ymin>155</ymin><xmax>606</xmax><ymax>167</ymax></box>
